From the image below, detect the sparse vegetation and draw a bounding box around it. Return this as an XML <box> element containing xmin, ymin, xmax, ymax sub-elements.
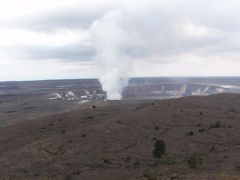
<box><xmin>210</xmin><ymin>145</ymin><xmax>215</xmax><ymax>151</ymax></box>
<box><xmin>187</xmin><ymin>153</ymin><xmax>202</xmax><ymax>168</ymax></box>
<box><xmin>133</xmin><ymin>159</ymin><xmax>141</xmax><ymax>169</ymax></box>
<box><xmin>153</xmin><ymin>139</ymin><xmax>166</xmax><ymax>158</ymax></box>
<box><xmin>170</xmin><ymin>173</ymin><xmax>178</xmax><ymax>179</ymax></box>
<box><xmin>126</xmin><ymin>156</ymin><xmax>131</xmax><ymax>162</ymax></box>
<box><xmin>142</xmin><ymin>168</ymin><xmax>155</xmax><ymax>180</ymax></box>
<box><xmin>197</xmin><ymin>123</ymin><xmax>201</xmax><ymax>127</ymax></box>
<box><xmin>116</xmin><ymin>120</ymin><xmax>122</xmax><ymax>124</ymax></box>
<box><xmin>92</xmin><ymin>105</ymin><xmax>96</xmax><ymax>108</ymax></box>
<box><xmin>209</xmin><ymin>121</ymin><xmax>221</xmax><ymax>129</ymax></box>
<box><xmin>85</xmin><ymin>116</ymin><xmax>95</xmax><ymax>119</ymax></box>
<box><xmin>198</xmin><ymin>128</ymin><xmax>206</xmax><ymax>132</ymax></box>
<box><xmin>2</xmin><ymin>87</ymin><xmax>240</xmax><ymax>179</ymax></box>
<box><xmin>152</xmin><ymin>137</ymin><xmax>157</xmax><ymax>141</ymax></box>
<box><xmin>61</xmin><ymin>129</ymin><xmax>66</xmax><ymax>133</ymax></box>
<box><xmin>103</xmin><ymin>159</ymin><xmax>111</xmax><ymax>164</ymax></box>
<box><xmin>164</xmin><ymin>155</ymin><xmax>176</xmax><ymax>165</ymax></box>
<box><xmin>186</xmin><ymin>130</ymin><xmax>194</xmax><ymax>136</ymax></box>
<box><xmin>228</xmin><ymin>108</ymin><xmax>237</xmax><ymax>113</ymax></box>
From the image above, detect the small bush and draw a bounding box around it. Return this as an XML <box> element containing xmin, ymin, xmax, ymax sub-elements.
<box><xmin>209</xmin><ymin>121</ymin><xmax>221</xmax><ymax>129</ymax></box>
<box><xmin>228</xmin><ymin>108</ymin><xmax>237</xmax><ymax>113</ymax></box>
<box><xmin>126</xmin><ymin>156</ymin><xmax>131</xmax><ymax>162</ymax></box>
<box><xmin>133</xmin><ymin>160</ymin><xmax>141</xmax><ymax>169</ymax></box>
<box><xmin>155</xmin><ymin>126</ymin><xmax>159</xmax><ymax>130</ymax></box>
<box><xmin>85</xmin><ymin>116</ymin><xmax>95</xmax><ymax>119</ymax></box>
<box><xmin>92</xmin><ymin>105</ymin><xmax>96</xmax><ymax>108</ymax></box>
<box><xmin>198</xmin><ymin>128</ymin><xmax>206</xmax><ymax>132</ymax></box>
<box><xmin>142</xmin><ymin>168</ymin><xmax>155</xmax><ymax>179</ymax></box>
<box><xmin>186</xmin><ymin>131</ymin><xmax>194</xmax><ymax>136</ymax></box>
<box><xmin>61</xmin><ymin>129</ymin><xmax>66</xmax><ymax>133</ymax></box>
<box><xmin>188</xmin><ymin>153</ymin><xmax>202</xmax><ymax>168</ymax></box>
<box><xmin>164</xmin><ymin>155</ymin><xmax>176</xmax><ymax>165</ymax></box>
<box><xmin>116</xmin><ymin>121</ymin><xmax>122</xmax><ymax>124</ymax></box>
<box><xmin>153</xmin><ymin>139</ymin><xmax>166</xmax><ymax>158</ymax></box>
<box><xmin>210</xmin><ymin>145</ymin><xmax>215</xmax><ymax>151</ymax></box>
<box><xmin>103</xmin><ymin>159</ymin><xmax>111</xmax><ymax>164</ymax></box>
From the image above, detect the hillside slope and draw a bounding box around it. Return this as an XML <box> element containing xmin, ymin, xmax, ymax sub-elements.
<box><xmin>0</xmin><ymin>94</ymin><xmax>240</xmax><ymax>179</ymax></box>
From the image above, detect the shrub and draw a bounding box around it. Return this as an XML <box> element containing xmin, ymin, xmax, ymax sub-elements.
<box><xmin>209</xmin><ymin>121</ymin><xmax>221</xmax><ymax>129</ymax></box>
<box><xmin>153</xmin><ymin>139</ymin><xmax>166</xmax><ymax>158</ymax></box>
<box><xmin>215</xmin><ymin>121</ymin><xmax>221</xmax><ymax>128</ymax></box>
<box><xmin>142</xmin><ymin>168</ymin><xmax>154</xmax><ymax>179</ymax></box>
<box><xmin>103</xmin><ymin>159</ymin><xmax>111</xmax><ymax>164</ymax></box>
<box><xmin>61</xmin><ymin>129</ymin><xmax>66</xmax><ymax>133</ymax></box>
<box><xmin>188</xmin><ymin>153</ymin><xmax>202</xmax><ymax>168</ymax></box>
<box><xmin>85</xmin><ymin>116</ymin><xmax>95</xmax><ymax>119</ymax></box>
<box><xmin>186</xmin><ymin>131</ymin><xmax>194</xmax><ymax>136</ymax></box>
<box><xmin>198</xmin><ymin>128</ymin><xmax>206</xmax><ymax>132</ymax></box>
<box><xmin>228</xmin><ymin>108</ymin><xmax>237</xmax><ymax>113</ymax></box>
<box><xmin>164</xmin><ymin>155</ymin><xmax>176</xmax><ymax>165</ymax></box>
<box><xmin>126</xmin><ymin>156</ymin><xmax>131</xmax><ymax>162</ymax></box>
<box><xmin>133</xmin><ymin>160</ymin><xmax>141</xmax><ymax>169</ymax></box>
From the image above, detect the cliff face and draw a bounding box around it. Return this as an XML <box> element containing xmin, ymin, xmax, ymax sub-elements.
<box><xmin>0</xmin><ymin>94</ymin><xmax>240</xmax><ymax>179</ymax></box>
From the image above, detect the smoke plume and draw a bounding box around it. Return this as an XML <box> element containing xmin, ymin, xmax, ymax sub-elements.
<box><xmin>90</xmin><ymin>11</ymin><xmax>131</xmax><ymax>100</ymax></box>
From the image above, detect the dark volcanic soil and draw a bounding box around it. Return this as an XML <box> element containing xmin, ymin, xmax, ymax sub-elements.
<box><xmin>1</xmin><ymin>94</ymin><xmax>240</xmax><ymax>179</ymax></box>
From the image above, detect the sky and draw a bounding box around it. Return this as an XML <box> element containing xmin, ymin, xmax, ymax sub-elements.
<box><xmin>1</xmin><ymin>0</ymin><xmax>240</xmax><ymax>81</ymax></box>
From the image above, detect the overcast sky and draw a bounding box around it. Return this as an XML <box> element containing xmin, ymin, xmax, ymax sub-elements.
<box><xmin>1</xmin><ymin>0</ymin><xmax>240</xmax><ymax>81</ymax></box>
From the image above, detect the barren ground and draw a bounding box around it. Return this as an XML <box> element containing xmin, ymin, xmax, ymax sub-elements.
<box><xmin>1</xmin><ymin>94</ymin><xmax>240</xmax><ymax>179</ymax></box>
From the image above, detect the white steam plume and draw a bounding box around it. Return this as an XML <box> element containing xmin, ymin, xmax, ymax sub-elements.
<box><xmin>90</xmin><ymin>11</ymin><xmax>131</xmax><ymax>100</ymax></box>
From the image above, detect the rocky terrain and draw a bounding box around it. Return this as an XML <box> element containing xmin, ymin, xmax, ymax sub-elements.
<box><xmin>1</xmin><ymin>94</ymin><xmax>240</xmax><ymax>179</ymax></box>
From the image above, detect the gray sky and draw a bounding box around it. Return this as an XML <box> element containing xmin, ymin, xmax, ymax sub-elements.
<box><xmin>1</xmin><ymin>0</ymin><xmax>240</xmax><ymax>81</ymax></box>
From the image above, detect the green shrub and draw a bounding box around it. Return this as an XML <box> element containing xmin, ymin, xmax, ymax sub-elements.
<box><xmin>164</xmin><ymin>155</ymin><xmax>176</xmax><ymax>165</ymax></box>
<box><xmin>188</xmin><ymin>153</ymin><xmax>202</xmax><ymax>168</ymax></box>
<box><xmin>133</xmin><ymin>159</ymin><xmax>141</xmax><ymax>169</ymax></box>
<box><xmin>198</xmin><ymin>128</ymin><xmax>206</xmax><ymax>132</ymax></box>
<box><xmin>152</xmin><ymin>139</ymin><xmax>166</xmax><ymax>158</ymax></box>
<box><xmin>209</xmin><ymin>121</ymin><xmax>221</xmax><ymax>129</ymax></box>
<box><xmin>186</xmin><ymin>131</ymin><xmax>194</xmax><ymax>136</ymax></box>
